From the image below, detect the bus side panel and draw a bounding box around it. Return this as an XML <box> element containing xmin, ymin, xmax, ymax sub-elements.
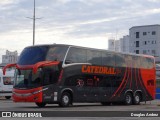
<box><xmin>62</xmin><ymin>65</ymin><xmax>88</xmax><ymax>102</ymax></box>
<box><xmin>140</xmin><ymin>68</ymin><xmax>156</xmax><ymax>100</ymax></box>
<box><xmin>110</xmin><ymin>67</ymin><xmax>154</xmax><ymax>102</ymax></box>
<box><xmin>62</xmin><ymin>64</ymin><xmax>124</xmax><ymax>103</ymax></box>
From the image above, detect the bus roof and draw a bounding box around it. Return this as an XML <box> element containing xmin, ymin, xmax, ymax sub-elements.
<box><xmin>24</xmin><ymin>44</ymin><xmax>154</xmax><ymax>59</ymax></box>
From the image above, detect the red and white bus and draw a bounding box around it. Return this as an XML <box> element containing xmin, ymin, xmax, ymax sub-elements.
<box><xmin>3</xmin><ymin>44</ymin><xmax>156</xmax><ymax>107</ymax></box>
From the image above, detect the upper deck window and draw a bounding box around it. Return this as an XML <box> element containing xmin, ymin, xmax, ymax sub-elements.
<box><xmin>18</xmin><ymin>46</ymin><xmax>48</xmax><ymax>65</ymax></box>
<box><xmin>46</xmin><ymin>46</ymin><xmax>68</xmax><ymax>61</ymax></box>
<box><xmin>18</xmin><ymin>46</ymin><xmax>68</xmax><ymax>65</ymax></box>
<box><xmin>87</xmin><ymin>50</ymin><xmax>102</xmax><ymax>65</ymax></box>
<box><xmin>102</xmin><ymin>52</ymin><xmax>115</xmax><ymax>66</ymax></box>
<box><xmin>65</xmin><ymin>47</ymin><xmax>87</xmax><ymax>64</ymax></box>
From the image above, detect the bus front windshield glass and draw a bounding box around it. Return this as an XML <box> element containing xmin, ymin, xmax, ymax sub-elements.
<box><xmin>17</xmin><ymin>46</ymin><xmax>68</xmax><ymax>65</ymax></box>
<box><xmin>14</xmin><ymin>69</ymin><xmax>42</xmax><ymax>89</ymax></box>
<box><xmin>14</xmin><ymin>65</ymin><xmax>60</xmax><ymax>89</ymax></box>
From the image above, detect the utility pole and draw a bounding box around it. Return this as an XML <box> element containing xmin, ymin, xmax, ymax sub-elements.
<box><xmin>33</xmin><ymin>0</ymin><xmax>35</xmax><ymax>46</ymax></box>
<box><xmin>26</xmin><ymin>0</ymin><xmax>42</xmax><ymax>46</ymax></box>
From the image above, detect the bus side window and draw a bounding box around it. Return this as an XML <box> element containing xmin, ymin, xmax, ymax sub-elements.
<box><xmin>132</xmin><ymin>56</ymin><xmax>140</xmax><ymax>68</ymax></box>
<box><xmin>102</xmin><ymin>52</ymin><xmax>115</xmax><ymax>66</ymax></box>
<box><xmin>87</xmin><ymin>50</ymin><xmax>102</xmax><ymax>65</ymax></box>
<box><xmin>65</xmin><ymin>47</ymin><xmax>87</xmax><ymax>64</ymax></box>
<box><xmin>140</xmin><ymin>57</ymin><xmax>154</xmax><ymax>69</ymax></box>
<box><xmin>46</xmin><ymin>46</ymin><xmax>68</xmax><ymax>61</ymax></box>
<box><xmin>115</xmin><ymin>54</ymin><xmax>126</xmax><ymax>67</ymax></box>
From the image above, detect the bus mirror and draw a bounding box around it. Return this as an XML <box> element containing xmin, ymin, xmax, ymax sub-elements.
<box><xmin>65</xmin><ymin>60</ymin><xmax>72</xmax><ymax>64</ymax></box>
<box><xmin>3</xmin><ymin>63</ymin><xmax>17</xmax><ymax>75</ymax></box>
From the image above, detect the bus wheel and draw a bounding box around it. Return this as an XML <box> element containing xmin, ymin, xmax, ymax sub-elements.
<box><xmin>59</xmin><ymin>92</ymin><xmax>71</xmax><ymax>107</ymax></box>
<box><xmin>133</xmin><ymin>93</ymin><xmax>141</xmax><ymax>105</ymax></box>
<box><xmin>101</xmin><ymin>102</ymin><xmax>111</xmax><ymax>106</ymax></box>
<box><xmin>5</xmin><ymin>96</ymin><xmax>11</xmax><ymax>99</ymax></box>
<box><xmin>35</xmin><ymin>102</ymin><xmax>46</xmax><ymax>108</ymax></box>
<box><xmin>124</xmin><ymin>93</ymin><xmax>133</xmax><ymax>105</ymax></box>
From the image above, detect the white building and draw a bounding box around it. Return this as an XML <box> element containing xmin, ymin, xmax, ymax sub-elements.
<box><xmin>108</xmin><ymin>39</ymin><xmax>115</xmax><ymax>51</ymax></box>
<box><xmin>108</xmin><ymin>39</ymin><xmax>120</xmax><ymax>52</ymax></box>
<box><xmin>108</xmin><ymin>35</ymin><xmax>130</xmax><ymax>53</ymax></box>
<box><xmin>2</xmin><ymin>50</ymin><xmax>18</xmax><ymax>64</ymax></box>
<box><xmin>120</xmin><ymin>35</ymin><xmax>130</xmax><ymax>53</ymax></box>
<box><xmin>129</xmin><ymin>24</ymin><xmax>160</xmax><ymax>62</ymax></box>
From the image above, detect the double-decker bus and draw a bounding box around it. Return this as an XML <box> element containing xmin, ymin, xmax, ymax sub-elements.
<box><xmin>3</xmin><ymin>44</ymin><xmax>156</xmax><ymax>107</ymax></box>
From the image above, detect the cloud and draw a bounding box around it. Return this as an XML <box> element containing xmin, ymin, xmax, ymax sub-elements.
<box><xmin>148</xmin><ymin>0</ymin><xmax>160</xmax><ymax>2</ymax></box>
<box><xmin>0</xmin><ymin>0</ymin><xmax>160</xmax><ymax>57</ymax></box>
<box><xmin>0</xmin><ymin>0</ymin><xmax>14</xmax><ymax>5</ymax></box>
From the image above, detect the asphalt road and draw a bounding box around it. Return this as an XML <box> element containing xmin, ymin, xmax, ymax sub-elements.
<box><xmin>0</xmin><ymin>97</ymin><xmax>160</xmax><ymax>120</ymax></box>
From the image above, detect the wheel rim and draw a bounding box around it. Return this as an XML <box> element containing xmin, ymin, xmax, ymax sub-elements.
<box><xmin>126</xmin><ymin>95</ymin><xmax>131</xmax><ymax>104</ymax></box>
<box><xmin>135</xmin><ymin>95</ymin><xmax>140</xmax><ymax>103</ymax></box>
<box><xmin>63</xmin><ymin>95</ymin><xmax>69</xmax><ymax>104</ymax></box>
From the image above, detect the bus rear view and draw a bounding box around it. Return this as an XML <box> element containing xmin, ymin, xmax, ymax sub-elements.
<box><xmin>0</xmin><ymin>69</ymin><xmax>14</xmax><ymax>99</ymax></box>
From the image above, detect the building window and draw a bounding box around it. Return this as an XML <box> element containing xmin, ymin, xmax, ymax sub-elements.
<box><xmin>152</xmin><ymin>50</ymin><xmax>156</xmax><ymax>56</ymax></box>
<box><xmin>144</xmin><ymin>41</ymin><xmax>147</xmax><ymax>45</ymax></box>
<box><xmin>152</xmin><ymin>50</ymin><xmax>156</xmax><ymax>54</ymax></box>
<box><xmin>136</xmin><ymin>41</ymin><xmax>139</xmax><ymax>47</ymax></box>
<box><xmin>143</xmin><ymin>32</ymin><xmax>147</xmax><ymax>35</ymax></box>
<box><xmin>136</xmin><ymin>50</ymin><xmax>139</xmax><ymax>54</ymax></box>
<box><xmin>152</xmin><ymin>31</ymin><xmax>156</xmax><ymax>35</ymax></box>
<box><xmin>136</xmin><ymin>32</ymin><xmax>139</xmax><ymax>38</ymax></box>
<box><xmin>143</xmin><ymin>50</ymin><xmax>147</xmax><ymax>54</ymax></box>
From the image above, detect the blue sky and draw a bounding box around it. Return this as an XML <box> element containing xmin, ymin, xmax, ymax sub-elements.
<box><xmin>0</xmin><ymin>0</ymin><xmax>160</xmax><ymax>55</ymax></box>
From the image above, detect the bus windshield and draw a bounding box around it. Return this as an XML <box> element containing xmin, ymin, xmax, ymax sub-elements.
<box><xmin>18</xmin><ymin>46</ymin><xmax>68</xmax><ymax>65</ymax></box>
<box><xmin>14</xmin><ymin>69</ymin><xmax>42</xmax><ymax>89</ymax></box>
<box><xmin>14</xmin><ymin>65</ymin><xmax>60</xmax><ymax>89</ymax></box>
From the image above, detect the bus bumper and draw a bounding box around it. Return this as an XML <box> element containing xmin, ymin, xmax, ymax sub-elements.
<box><xmin>12</xmin><ymin>87</ymin><xmax>43</xmax><ymax>103</ymax></box>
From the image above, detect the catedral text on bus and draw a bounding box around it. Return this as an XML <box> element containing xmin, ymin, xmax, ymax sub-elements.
<box><xmin>3</xmin><ymin>44</ymin><xmax>156</xmax><ymax>107</ymax></box>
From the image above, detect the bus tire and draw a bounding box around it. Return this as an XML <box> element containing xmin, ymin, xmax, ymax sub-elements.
<box><xmin>59</xmin><ymin>92</ymin><xmax>71</xmax><ymax>107</ymax></box>
<box><xmin>35</xmin><ymin>102</ymin><xmax>46</xmax><ymax>108</ymax></box>
<box><xmin>5</xmin><ymin>96</ymin><xmax>11</xmax><ymax>99</ymax></box>
<box><xmin>124</xmin><ymin>92</ymin><xmax>133</xmax><ymax>105</ymax></box>
<box><xmin>133</xmin><ymin>93</ymin><xmax>141</xmax><ymax>105</ymax></box>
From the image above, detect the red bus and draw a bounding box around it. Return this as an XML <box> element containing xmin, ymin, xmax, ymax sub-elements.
<box><xmin>3</xmin><ymin>44</ymin><xmax>156</xmax><ymax>107</ymax></box>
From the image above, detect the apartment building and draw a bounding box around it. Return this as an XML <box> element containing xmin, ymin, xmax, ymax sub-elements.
<box><xmin>129</xmin><ymin>24</ymin><xmax>160</xmax><ymax>62</ymax></box>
